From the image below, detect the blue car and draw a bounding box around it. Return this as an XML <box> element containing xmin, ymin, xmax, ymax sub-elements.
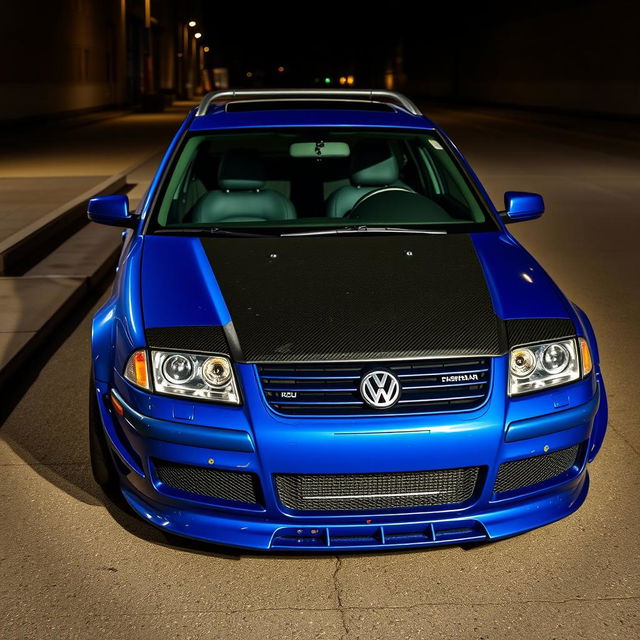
<box><xmin>88</xmin><ymin>89</ymin><xmax>608</xmax><ymax>551</ymax></box>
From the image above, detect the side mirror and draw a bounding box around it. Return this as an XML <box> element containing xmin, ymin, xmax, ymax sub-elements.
<box><xmin>502</xmin><ymin>191</ymin><xmax>544</xmax><ymax>223</ymax></box>
<box><xmin>87</xmin><ymin>194</ymin><xmax>136</xmax><ymax>227</ymax></box>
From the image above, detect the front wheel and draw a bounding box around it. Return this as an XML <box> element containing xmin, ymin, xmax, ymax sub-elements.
<box><xmin>89</xmin><ymin>376</ymin><xmax>119</xmax><ymax>493</ymax></box>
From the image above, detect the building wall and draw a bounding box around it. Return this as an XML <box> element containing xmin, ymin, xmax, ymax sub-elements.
<box><xmin>407</xmin><ymin>1</ymin><xmax>640</xmax><ymax>117</ymax></box>
<box><xmin>0</xmin><ymin>0</ymin><xmax>180</xmax><ymax>120</ymax></box>
<box><xmin>0</xmin><ymin>0</ymin><xmax>127</xmax><ymax>119</ymax></box>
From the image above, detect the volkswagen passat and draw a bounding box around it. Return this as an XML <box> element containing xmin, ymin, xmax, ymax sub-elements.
<box><xmin>88</xmin><ymin>89</ymin><xmax>607</xmax><ymax>550</ymax></box>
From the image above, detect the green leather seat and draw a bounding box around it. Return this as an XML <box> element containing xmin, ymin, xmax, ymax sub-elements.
<box><xmin>192</xmin><ymin>149</ymin><xmax>297</xmax><ymax>223</ymax></box>
<box><xmin>325</xmin><ymin>142</ymin><xmax>410</xmax><ymax>218</ymax></box>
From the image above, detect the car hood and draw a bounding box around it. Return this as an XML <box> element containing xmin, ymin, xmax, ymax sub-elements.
<box><xmin>140</xmin><ymin>233</ymin><xmax>571</xmax><ymax>363</ymax></box>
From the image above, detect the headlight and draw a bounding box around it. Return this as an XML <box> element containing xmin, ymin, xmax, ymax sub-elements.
<box><xmin>149</xmin><ymin>351</ymin><xmax>240</xmax><ymax>404</ymax></box>
<box><xmin>509</xmin><ymin>338</ymin><xmax>582</xmax><ymax>396</ymax></box>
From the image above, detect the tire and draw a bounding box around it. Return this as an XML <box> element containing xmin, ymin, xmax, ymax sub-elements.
<box><xmin>89</xmin><ymin>376</ymin><xmax>119</xmax><ymax>493</ymax></box>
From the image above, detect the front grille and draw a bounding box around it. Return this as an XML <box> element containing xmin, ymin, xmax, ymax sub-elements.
<box><xmin>154</xmin><ymin>459</ymin><xmax>260</xmax><ymax>505</ymax></box>
<box><xmin>493</xmin><ymin>444</ymin><xmax>582</xmax><ymax>494</ymax></box>
<box><xmin>259</xmin><ymin>357</ymin><xmax>491</xmax><ymax>415</ymax></box>
<box><xmin>274</xmin><ymin>467</ymin><xmax>480</xmax><ymax>512</ymax></box>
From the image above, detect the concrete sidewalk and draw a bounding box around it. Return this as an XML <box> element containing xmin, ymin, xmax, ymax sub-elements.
<box><xmin>0</xmin><ymin>102</ymin><xmax>194</xmax><ymax>238</ymax></box>
<box><xmin>0</xmin><ymin>102</ymin><xmax>194</xmax><ymax>386</ymax></box>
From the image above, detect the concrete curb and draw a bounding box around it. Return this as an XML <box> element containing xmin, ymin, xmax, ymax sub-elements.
<box><xmin>0</xmin><ymin>151</ymin><xmax>160</xmax><ymax>391</ymax></box>
<box><xmin>0</xmin><ymin>253</ymin><xmax>120</xmax><ymax>393</ymax></box>
<box><xmin>0</xmin><ymin>152</ymin><xmax>156</xmax><ymax>276</ymax></box>
<box><xmin>0</xmin><ymin>277</ymin><xmax>90</xmax><ymax>391</ymax></box>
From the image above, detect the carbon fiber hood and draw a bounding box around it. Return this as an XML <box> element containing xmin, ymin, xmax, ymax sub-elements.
<box><xmin>200</xmin><ymin>235</ymin><xmax>508</xmax><ymax>362</ymax></box>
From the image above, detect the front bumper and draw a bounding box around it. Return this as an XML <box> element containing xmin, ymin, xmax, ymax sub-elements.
<box><xmin>121</xmin><ymin>471</ymin><xmax>589</xmax><ymax>550</ymax></box>
<box><xmin>95</xmin><ymin>362</ymin><xmax>604</xmax><ymax>551</ymax></box>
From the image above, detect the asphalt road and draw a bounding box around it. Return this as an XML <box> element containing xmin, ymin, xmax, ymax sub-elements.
<box><xmin>1</xmin><ymin>106</ymin><xmax>639</xmax><ymax>639</ymax></box>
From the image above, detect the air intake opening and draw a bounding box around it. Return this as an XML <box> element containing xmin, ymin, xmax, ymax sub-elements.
<box><xmin>493</xmin><ymin>443</ymin><xmax>585</xmax><ymax>495</ymax></box>
<box><xmin>153</xmin><ymin>459</ymin><xmax>261</xmax><ymax>506</ymax></box>
<box><xmin>275</xmin><ymin>466</ymin><xmax>481</xmax><ymax>512</ymax></box>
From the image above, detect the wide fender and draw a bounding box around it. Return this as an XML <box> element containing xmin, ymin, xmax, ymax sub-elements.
<box><xmin>571</xmin><ymin>302</ymin><xmax>608</xmax><ymax>461</ymax></box>
<box><xmin>92</xmin><ymin>236</ymin><xmax>146</xmax><ymax>382</ymax></box>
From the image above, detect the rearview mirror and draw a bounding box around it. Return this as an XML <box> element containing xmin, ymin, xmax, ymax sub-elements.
<box><xmin>87</xmin><ymin>194</ymin><xmax>135</xmax><ymax>227</ymax></box>
<box><xmin>502</xmin><ymin>191</ymin><xmax>544</xmax><ymax>223</ymax></box>
<box><xmin>289</xmin><ymin>141</ymin><xmax>350</xmax><ymax>158</ymax></box>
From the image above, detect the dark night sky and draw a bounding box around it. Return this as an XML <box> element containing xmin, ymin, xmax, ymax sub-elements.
<box><xmin>198</xmin><ymin>1</ymin><xmax>633</xmax><ymax>90</ymax></box>
<box><xmin>199</xmin><ymin>13</ymin><xmax>403</xmax><ymax>86</ymax></box>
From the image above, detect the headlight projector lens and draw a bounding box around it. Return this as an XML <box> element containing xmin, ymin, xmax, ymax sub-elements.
<box><xmin>202</xmin><ymin>357</ymin><xmax>232</xmax><ymax>387</ymax></box>
<box><xmin>510</xmin><ymin>348</ymin><xmax>536</xmax><ymax>377</ymax></box>
<box><xmin>162</xmin><ymin>354</ymin><xmax>194</xmax><ymax>384</ymax></box>
<box><xmin>541</xmin><ymin>343</ymin><xmax>570</xmax><ymax>374</ymax></box>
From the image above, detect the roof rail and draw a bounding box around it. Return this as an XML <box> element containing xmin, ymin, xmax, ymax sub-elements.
<box><xmin>195</xmin><ymin>89</ymin><xmax>422</xmax><ymax>117</ymax></box>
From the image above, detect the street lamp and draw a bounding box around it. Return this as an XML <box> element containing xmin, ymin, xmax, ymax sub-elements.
<box><xmin>179</xmin><ymin>21</ymin><xmax>201</xmax><ymax>99</ymax></box>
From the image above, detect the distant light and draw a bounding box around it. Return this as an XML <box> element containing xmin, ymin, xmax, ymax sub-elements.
<box><xmin>194</xmin><ymin>32</ymin><xmax>202</xmax><ymax>39</ymax></box>
<box><xmin>384</xmin><ymin>72</ymin><xmax>394</xmax><ymax>91</ymax></box>
<box><xmin>188</xmin><ymin>20</ymin><xmax>196</xmax><ymax>27</ymax></box>
<box><xmin>246</xmin><ymin>71</ymin><xmax>253</xmax><ymax>78</ymax></box>
<box><xmin>339</xmin><ymin>76</ymin><xmax>347</xmax><ymax>85</ymax></box>
<box><xmin>203</xmin><ymin>46</ymin><xmax>210</xmax><ymax>53</ymax></box>
<box><xmin>277</xmin><ymin>66</ymin><xmax>285</xmax><ymax>73</ymax></box>
<box><xmin>346</xmin><ymin>75</ymin><xmax>355</xmax><ymax>86</ymax></box>
<box><xmin>324</xmin><ymin>77</ymin><xmax>331</xmax><ymax>84</ymax></box>
<box><xmin>521</xmin><ymin>273</ymin><xmax>534</xmax><ymax>283</ymax></box>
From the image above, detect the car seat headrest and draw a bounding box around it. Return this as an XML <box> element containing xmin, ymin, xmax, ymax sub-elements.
<box><xmin>350</xmin><ymin>142</ymin><xmax>400</xmax><ymax>187</ymax></box>
<box><xmin>218</xmin><ymin>149</ymin><xmax>265</xmax><ymax>191</ymax></box>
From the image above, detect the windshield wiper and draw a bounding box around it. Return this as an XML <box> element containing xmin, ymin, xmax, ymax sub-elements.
<box><xmin>281</xmin><ymin>226</ymin><xmax>447</xmax><ymax>237</ymax></box>
<box><xmin>154</xmin><ymin>227</ymin><xmax>273</xmax><ymax>238</ymax></box>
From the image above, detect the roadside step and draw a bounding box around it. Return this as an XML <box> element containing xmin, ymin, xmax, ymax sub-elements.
<box><xmin>0</xmin><ymin>224</ymin><xmax>123</xmax><ymax>388</ymax></box>
<box><xmin>0</xmin><ymin>150</ymin><xmax>161</xmax><ymax>393</ymax></box>
<box><xmin>0</xmin><ymin>152</ymin><xmax>154</xmax><ymax>277</ymax></box>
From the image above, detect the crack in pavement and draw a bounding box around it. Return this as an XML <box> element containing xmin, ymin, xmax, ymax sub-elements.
<box><xmin>607</xmin><ymin>420</ymin><xmax>640</xmax><ymax>458</ymax></box>
<box><xmin>333</xmin><ymin>555</ymin><xmax>349</xmax><ymax>638</ymax></box>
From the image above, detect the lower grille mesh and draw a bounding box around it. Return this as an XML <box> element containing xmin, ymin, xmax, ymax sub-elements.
<box><xmin>154</xmin><ymin>459</ymin><xmax>259</xmax><ymax>505</ymax></box>
<box><xmin>493</xmin><ymin>444</ymin><xmax>581</xmax><ymax>494</ymax></box>
<box><xmin>275</xmin><ymin>467</ymin><xmax>480</xmax><ymax>512</ymax></box>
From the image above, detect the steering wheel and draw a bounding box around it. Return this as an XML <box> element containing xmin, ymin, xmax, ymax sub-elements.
<box><xmin>346</xmin><ymin>186</ymin><xmax>415</xmax><ymax>218</ymax></box>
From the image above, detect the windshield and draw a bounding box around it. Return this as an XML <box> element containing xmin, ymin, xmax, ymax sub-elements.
<box><xmin>150</xmin><ymin>128</ymin><xmax>496</xmax><ymax>233</ymax></box>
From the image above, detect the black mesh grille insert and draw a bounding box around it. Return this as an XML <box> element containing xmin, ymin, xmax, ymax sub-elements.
<box><xmin>259</xmin><ymin>357</ymin><xmax>490</xmax><ymax>416</ymax></box>
<box><xmin>154</xmin><ymin>460</ymin><xmax>260</xmax><ymax>505</ymax></box>
<box><xmin>493</xmin><ymin>444</ymin><xmax>582</xmax><ymax>494</ymax></box>
<box><xmin>275</xmin><ymin>467</ymin><xmax>480</xmax><ymax>512</ymax></box>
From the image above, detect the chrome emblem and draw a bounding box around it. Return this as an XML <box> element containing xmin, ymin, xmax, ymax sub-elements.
<box><xmin>360</xmin><ymin>370</ymin><xmax>401</xmax><ymax>409</ymax></box>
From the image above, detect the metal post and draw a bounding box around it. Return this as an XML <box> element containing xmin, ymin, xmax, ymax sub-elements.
<box><xmin>142</xmin><ymin>0</ymin><xmax>153</xmax><ymax>94</ymax></box>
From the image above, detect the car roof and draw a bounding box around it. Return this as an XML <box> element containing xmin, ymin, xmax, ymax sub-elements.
<box><xmin>188</xmin><ymin>90</ymin><xmax>437</xmax><ymax>132</ymax></box>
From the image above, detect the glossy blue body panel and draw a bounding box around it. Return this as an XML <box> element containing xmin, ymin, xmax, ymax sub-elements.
<box><xmin>471</xmin><ymin>232</ymin><xmax>572</xmax><ymax>320</ymax></box>
<box><xmin>141</xmin><ymin>236</ymin><xmax>230</xmax><ymax>327</ymax></box>
<box><xmin>90</xmin><ymin>102</ymin><xmax>608</xmax><ymax>550</ymax></box>
<box><xmin>87</xmin><ymin>194</ymin><xmax>132</xmax><ymax>226</ymax></box>
<box><xmin>504</xmin><ymin>191</ymin><xmax>545</xmax><ymax>222</ymax></box>
<box><xmin>190</xmin><ymin>105</ymin><xmax>433</xmax><ymax>133</ymax></box>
